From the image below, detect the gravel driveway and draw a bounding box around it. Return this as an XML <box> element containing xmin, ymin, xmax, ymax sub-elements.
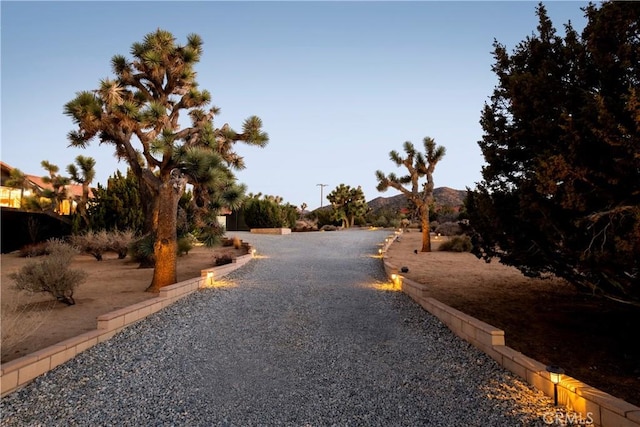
<box><xmin>1</xmin><ymin>229</ymin><xmax>560</xmax><ymax>426</ymax></box>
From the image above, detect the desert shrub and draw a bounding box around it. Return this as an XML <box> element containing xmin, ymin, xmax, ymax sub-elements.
<box><xmin>435</xmin><ymin>221</ymin><xmax>463</xmax><ymax>236</ymax></box>
<box><xmin>18</xmin><ymin>242</ymin><xmax>50</xmax><ymax>258</ymax></box>
<box><xmin>387</xmin><ymin>218</ymin><xmax>401</xmax><ymax>229</ymax></box>
<box><xmin>438</xmin><ymin>234</ymin><xmax>472</xmax><ymax>252</ymax></box>
<box><xmin>129</xmin><ymin>234</ymin><xmax>155</xmax><ymax>266</ymax></box>
<box><xmin>108</xmin><ymin>229</ymin><xmax>136</xmax><ymax>259</ymax></box>
<box><xmin>373</xmin><ymin>215</ymin><xmax>389</xmax><ymax>228</ymax></box>
<box><xmin>10</xmin><ymin>242</ymin><xmax>86</xmax><ymax>305</ymax></box>
<box><xmin>232</xmin><ymin>236</ymin><xmax>242</xmax><ymax>249</ymax></box>
<box><xmin>309</xmin><ymin>209</ymin><xmax>341</xmax><ymax>229</ymax></box>
<box><xmin>320</xmin><ymin>224</ymin><xmax>338</xmax><ymax>231</ymax></box>
<box><xmin>177</xmin><ymin>234</ymin><xmax>196</xmax><ymax>256</ymax></box>
<box><xmin>70</xmin><ymin>230</ymin><xmax>111</xmax><ymax>261</ymax></box>
<box><xmin>1</xmin><ymin>293</ymin><xmax>55</xmax><ymax>361</ymax></box>
<box><xmin>214</xmin><ymin>254</ymin><xmax>233</xmax><ymax>266</ymax></box>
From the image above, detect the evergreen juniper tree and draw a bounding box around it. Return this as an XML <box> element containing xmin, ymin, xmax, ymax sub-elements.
<box><xmin>467</xmin><ymin>1</ymin><xmax>639</xmax><ymax>303</ymax></box>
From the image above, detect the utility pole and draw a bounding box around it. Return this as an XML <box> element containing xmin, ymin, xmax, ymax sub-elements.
<box><xmin>316</xmin><ymin>183</ymin><xmax>328</xmax><ymax>208</ymax></box>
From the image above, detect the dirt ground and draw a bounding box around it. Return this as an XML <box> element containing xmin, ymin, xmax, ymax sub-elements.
<box><xmin>384</xmin><ymin>230</ymin><xmax>640</xmax><ymax>408</ymax></box>
<box><xmin>1</xmin><ymin>243</ymin><xmax>247</xmax><ymax>363</ymax></box>
<box><xmin>1</xmin><ymin>231</ymin><xmax>639</xmax><ymax>407</ymax></box>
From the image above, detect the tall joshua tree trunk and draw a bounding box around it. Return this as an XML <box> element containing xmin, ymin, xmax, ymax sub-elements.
<box><xmin>146</xmin><ymin>173</ymin><xmax>185</xmax><ymax>293</ymax></box>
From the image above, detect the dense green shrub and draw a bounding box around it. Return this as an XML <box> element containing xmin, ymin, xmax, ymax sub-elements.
<box><xmin>243</xmin><ymin>198</ymin><xmax>284</xmax><ymax>228</ymax></box>
<box><xmin>10</xmin><ymin>239</ymin><xmax>86</xmax><ymax>305</ymax></box>
<box><xmin>372</xmin><ymin>215</ymin><xmax>388</xmax><ymax>227</ymax></box>
<box><xmin>281</xmin><ymin>203</ymin><xmax>299</xmax><ymax>228</ymax></box>
<box><xmin>196</xmin><ymin>222</ymin><xmax>225</xmax><ymax>247</ymax></box>
<box><xmin>438</xmin><ymin>234</ymin><xmax>472</xmax><ymax>252</ymax></box>
<box><xmin>309</xmin><ymin>209</ymin><xmax>341</xmax><ymax>229</ymax></box>
<box><xmin>129</xmin><ymin>234</ymin><xmax>155</xmax><ymax>266</ymax></box>
<box><xmin>88</xmin><ymin>169</ymin><xmax>144</xmax><ymax>233</ymax></box>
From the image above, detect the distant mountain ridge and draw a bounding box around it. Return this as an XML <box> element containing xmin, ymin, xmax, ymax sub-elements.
<box><xmin>367</xmin><ymin>187</ymin><xmax>466</xmax><ymax>213</ymax></box>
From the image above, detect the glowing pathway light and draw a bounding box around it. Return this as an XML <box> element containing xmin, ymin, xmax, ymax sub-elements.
<box><xmin>390</xmin><ymin>273</ymin><xmax>402</xmax><ymax>288</ymax></box>
<box><xmin>546</xmin><ymin>365</ymin><xmax>565</xmax><ymax>406</ymax></box>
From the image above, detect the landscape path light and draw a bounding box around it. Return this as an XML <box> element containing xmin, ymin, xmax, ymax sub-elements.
<box><xmin>546</xmin><ymin>365</ymin><xmax>565</xmax><ymax>406</ymax></box>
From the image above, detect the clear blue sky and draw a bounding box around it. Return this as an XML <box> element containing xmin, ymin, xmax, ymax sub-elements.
<box><xmin>1</xmin><ymin>1</ymin><xmax>589</xmax><ymax>209</ymax></box>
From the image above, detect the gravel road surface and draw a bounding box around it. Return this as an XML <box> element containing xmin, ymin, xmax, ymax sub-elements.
<box><xmin>1</xmin><ymin>229</ymin><xmax>563</xmax><ymax>426</ymax></box>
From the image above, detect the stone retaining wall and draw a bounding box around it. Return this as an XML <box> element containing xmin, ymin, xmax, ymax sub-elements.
<box><xmin>381</xmin><ymin>233</ymin><xmax>640</xmax><ymax>427</ymax></box>
<box><xmin>0</xmin><ymin>250</ymin><xmax>254</xmax><ymax>398</ymax></box>
<box><xmin>250</xmin><ymin>228</ymin><xmax>291</xmax><ymax>235</ymax></box>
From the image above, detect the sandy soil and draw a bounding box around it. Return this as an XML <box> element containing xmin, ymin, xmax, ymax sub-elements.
<box><xmin>1</xmin><ymin>244</ymin><xmax>247</xmax><ymax>363</ymax></box>
<box><xmin>384</xmin><ymin>230</ymin><xmax>640</xmax><ymax>407</ymax></box>
<box><xmin>1</xmin><ymin>230</ymin><xmax>638</xmax><ymax>407</ymax></box>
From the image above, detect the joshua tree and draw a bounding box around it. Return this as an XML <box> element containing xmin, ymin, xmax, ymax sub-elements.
<box><xmin>64</xmin><ymin>29</ymin><xmax>268</xmax><ymax>292</ymax></box>
<box><xmin>67</xmin><ymin>155</ymin><xmax>96</xmax><ymax>229</ymax></box>
<box><xmin>376</xmin><ymin>137</ymin><xmax>446</xmax><ymax>252</ymax></box>
<box><xmin>4</xmin><ymin>168</ymin><xmax>31</xmax><ymax>208</ymax></box>
<box><xmin>327</xmin><ymin>184</ymin><xmax>367</xmax><ymax>228</ymax></box>
<box><xmin>40</xmin><ymin>161</ymin><xmax>70</xmax><ymax>214</ymax></box>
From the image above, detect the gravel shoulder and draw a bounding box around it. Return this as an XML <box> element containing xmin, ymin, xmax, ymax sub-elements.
<box><xmin>1</xmin><ymin>230</ymin><xmax>569</xmax><ymax>426</ymax></box>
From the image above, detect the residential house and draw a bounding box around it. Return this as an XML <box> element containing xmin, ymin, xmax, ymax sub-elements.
<box><xmin>0</xmin><ymin>161</ymin><xmax>89</xmax><ymax>215</ymax></box>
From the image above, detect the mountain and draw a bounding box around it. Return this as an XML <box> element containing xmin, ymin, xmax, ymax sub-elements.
<box><xmin>367</xmin><ymin>187</ymin><xmax>466</xmax><ymax>213</ymax></box>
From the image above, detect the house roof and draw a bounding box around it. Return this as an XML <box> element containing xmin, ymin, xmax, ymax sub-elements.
<box><xmin>1</xmin><ymin>161</ymin><xmax>91</xmax><ymax>199</ymax></box>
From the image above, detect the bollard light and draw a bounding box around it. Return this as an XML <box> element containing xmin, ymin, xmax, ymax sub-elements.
<box><xmin>390</xmin><ymin>273</ymin><xmax>401</xmax><ymax>288</ymax></box>
<box><xmin>206</xmin><ymin>271</ymin><xmax>214</xmax><ymax>286</ymax></box>
<box><xmin>546</xmin><ymin>365</ymin><xmax>565</xmax><ymax>406</ymax></box>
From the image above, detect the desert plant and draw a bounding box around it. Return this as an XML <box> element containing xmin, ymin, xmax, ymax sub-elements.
<box><xmin>438</xmin><ymin>235</ymin><xmax>472</xmax><ymax>252</ymax></box>
<box><xmin>232</xmin><ymin>236</ymin><xmax>242</xmax><ymax>249</ymax></box>
<box><xmin>108</xmin><ymin>229</ymin><xmax>136</xmax><ymax>259</ymax></box>
<box><xmin>18</xmin><ymin>242</ymin><xmax>50</xmax><ymax>258</ymax></box>
<box><xmin>327</xmin><ymin>184</ymin><xmax>368</xmax><ymax>228</ymax></box>
<box><xmin>435</xmin><ymin>221</ymin><xmax>463</xmax><ymax>236</ymax></box>
<box><xmin>10</xmin><ymin>241</ymin><xmax>86</xmax><ymax>305</ymax></box>
<box><xmin>177</xmin><ymin>234</ymin><xmax>196</xmax><ymax>256</ymax></box>
<box><xmin>129</xmin><ymin>234</ymin><xmax>155</xmax><ymax>267</ymax></box>
<box><xmin>197</xmin><ymin>222</ymin><xmax>225</xmax><ymax>248</ymax></box>
<box><xmin>1</xmin><ymin>293</ymin><xmax>55</xmax><ymax>361</ymax></box>
<box><xmin>376</xmin><ymin>138</ymin><xmax>446</xmax><ymax>252</ymax></box>
<box><xmin>372</xmin><ymin>215</ymin><xmax>389</xmax><ymax>228</ymax></box>
<box><xmin>65</xmin><ymin>29</ymin><xmax>268</xmax><ymax>292</ymax></box>
<box><xmin>70</xmin><ymin>230</ymin><xmax>111</xmax><ymax>261</ymax></box>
